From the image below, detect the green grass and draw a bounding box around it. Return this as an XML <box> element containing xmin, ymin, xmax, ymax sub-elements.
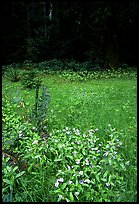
<box><xmin>2</xmin><ymin>69</ymin><xmax>137</xmax><ymax>202</ymax></box>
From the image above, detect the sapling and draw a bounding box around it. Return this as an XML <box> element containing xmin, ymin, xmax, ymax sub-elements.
<box><xmin>32</xmin><ymin>84</ymin><xmax>50</xmax><ymax>134</ymax></box>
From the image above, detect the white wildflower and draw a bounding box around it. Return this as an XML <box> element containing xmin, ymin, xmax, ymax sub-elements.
<box><xmin>76</xmin><ymin>159</ymin><xmax>80</xmax><ymax>164</ymax></box>
<box><xmin>58</xmin><ymin>178</ymin><xmax>64</xmax><ymax>182</ymax></box>
<box><xmin>84</xmin><ymin>179</ymin><xmax>91</xmax><ymax>184</ymax></box>
<box><xmin>67</xmin><ymin>165</ymin><xmax>71</xmax><ymax>170</ymax></box>
<box><xmin>55</xmin><ymin>181</ymin><xmax>59</xmax><ymax>188</ymax></box>
<box><xmin>86</xmin><ymin>158</ymin><xmax>89</xmax><ymax>165</ymax></box>
<box><xmin>79</xmin><ymin>171</ymin><xmax>83</xmax><ymax>175</ymax></box>
<box><xmin>68</xmin><ymin>180</ymin><xmax>72</xmax><ymax>184</ymax></box>
<box><xmin>83</xmin><ymin>133</ymin><xmax>86</xmax><ymax>138</ymax></box>
<box><xmin>79</xmin><ymin>180</ymin><xmax>84</xmax><ymax>184</ymax></box>
<box><xmin>32</xmin><ymin>140</ymin><xmax>38</xmax><ymax>145</ymax></box>
<box><xmin>66</xmin><ymin>131</ymin><xmax>71</xmax><ymax>135</ymax></box>
<box><xmin>58</xmin><ymin>195</ymin><xmax>63</xmax><ymax>199</ymax></box>
<box><xmin>75</xmin><ymin>192</ymin><xmax>79</xmax><ymax>196</ymax></box>
<box><xmin>106</xmin><ymin>182</ymin><xmax>110</xmax><ymax>187</ymax></box>
<box><xmin>104</xmin><ymin>151</ymin><xmax>109</xmax><ymax>157</ymax></box>
<box><xmin>73</xmin><ymin>151</ymin><xmax>77</xmax><ymax>156</ymax></box>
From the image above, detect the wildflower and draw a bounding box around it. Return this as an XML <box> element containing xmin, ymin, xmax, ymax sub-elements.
<box><xmin>75</xmin><ymin>129</ymin><xmax>80</xmax><ymax>135</ymax></box>
<box><xmin>75</xmin><ymin>192</ymin><xmax>79</xmax><ymax>196</ymax></box>
<box><xmin>106</xmin><ymin>182</ymin><xmax>110</xmax><ymax>187</ymax></box>
<box><xmin>104</xmin><ymin>151</ymin><xmax>109</xmax><ymax>157</ymax></box>
<box><xmin>32</xmin><ymin>126</ymin><xmax>36</xmax><ymax>130</ymax></box>
<box><xmin>76</xmin><ymin>159</ymin><xmax>80</xmax><ymax>164</ymax></box>
<box><xmin>114</xmin><ymin>151</ymin><xmax>117</xmax><ymax>154</ymax></box>
<box><xmin>86</xmin><ymin>158</ymin><xmax>89</xmax><ymax>165</ymax></box>
<box><xmin>67</xmin><ymin>165</ymin><xmax>71</xmax><ymax>170</ymax></box>
<box><xmin>79</xmin><ymin>171</ymin><xmax>83</xmax><ymax>175</ymax></box>
<box><xmin>66</xmin><ymin>131</ymin><xmax>71</xmax><ymax>135</ymax></box>
<box><xmin>32</xmin><ymin>140</ymin><xmax>38</xmax><ymax>145</ymax></box>
<box><xmin>19</xmin><ymin>133</ymin><xmax>22</xmax><ymax>137</ymax></box>
<box><xmin>59</xmin><ymin>195</ymin><xmax>63</xmax><ymax>199</ymax></box>
<box><xmin>94</xmin><ymin>147</ymin><xmax>98</xmax><ymax>150</ymax></box>
<box><xmin>119</xmin><ymin>142</ymin><xmax>122</xmax><ymax>146</ymax></box>
<box><xmin>97</xmin><ymin>150</ymin><xmax>101</xmax><ymax>153</ymax></box>
<box><xmin>65</xmin><ymin>127</ymin><xmax>69</xmax><ymax>130</ymax></box>
<box><xmin>58</xmin><ymin>178</ymin><xmax>64</xmax><ymax>182</ymax></box>
<box><xmin>83</xmin><ymin>133</ymin><xmax>86</xmax><ymax>138</ymax></box>
<box><xmin>55</xmin><ymin>181</ymin><xmax>59</xmax><ymax>188</ymax></box>
<box><xmin>19</xmin><ymin>130</ymin><xmax>22</xmax><ymax>133</ymax></box>
<box><xmin>88</xmin><ymin>129</ymin><xmax>94</xmax><ymax>133</ymax></box>
<box><xmin>68</xmin><ymin>180</ymin><xmax>73</xmax><ymax>184</ymax></box>
<box><xmin>73</xmin><ymin>151</ymin><xmax>77</xmax><ymax>156</ymax></box>
<box><xmin>95</xmin><ymin>128</ymin><xmax>98</xmax><ymax>131</ymax></box>
<box><xmin>84</xmin><ymin>179</ymin><xmax>91</xmax><ymax>184</ymax></box>
<box><xmin>58</xmin><ymin>170</ymin><xmax>62</xmax><ymax>173</ymax></box>
<box><xmin>79</xmin><ymin>180</ymin><xmax>84</xmax><ymax>184</ymax></box>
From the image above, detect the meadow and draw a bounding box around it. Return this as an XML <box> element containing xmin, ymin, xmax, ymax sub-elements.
<box><xmin>2</xmin><ymin>64</ymin><xmax>137</xmax><ymax>202</ymax></box>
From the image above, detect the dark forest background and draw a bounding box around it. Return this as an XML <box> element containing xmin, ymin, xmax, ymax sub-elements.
<box><xmin>2</xmin><ymin>1</ymin><xmax>138</xmax><ymax>68</ymax></box>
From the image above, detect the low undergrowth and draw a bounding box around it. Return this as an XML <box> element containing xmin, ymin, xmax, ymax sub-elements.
<box><xmin>2</xmin><ymin>64</ymin><xmax>137</xmax><ymax>202</ymax></box>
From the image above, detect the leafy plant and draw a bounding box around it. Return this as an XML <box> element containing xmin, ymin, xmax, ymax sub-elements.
<box><xmin>44</xmin><ymin>126</ymin><xmax>131</xmax><ymax>202</ymax></box>
<box><xmin>5</xmin><ymin>68</ymin><xmax>20</xmax><ymax>82</ymax></box>
<box><xmin>21</xmin><ymin>70</ymin><xmax>42</xmax><ymax>89</ymax></box>
<box><xmin>32</xmin><ymin>85</ymin><xmax>50</xmax><ymax>133</ymax></box>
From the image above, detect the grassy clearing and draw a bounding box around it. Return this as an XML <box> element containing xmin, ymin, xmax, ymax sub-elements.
<box><xmin>2</xmin><ymin>69</ymin><xmax>137</xmax><ymax>202</ymax></box>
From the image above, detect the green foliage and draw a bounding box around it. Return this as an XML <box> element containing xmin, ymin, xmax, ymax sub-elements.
<box><xmin>2</xmin><ymin>67</ymin><xmax>137</xmax><ymax>202</ymax></box>
<box><xmin>4</xmin><ymin>68</ymin><xmax>20</xmax><ymax>82</ymax></box>
<box><xmin>21</xmin><ymin>70</ymin><xmax>42</xmax><ymax>89</ymax></box>
<box><xmin>46</xmin><ymin>127</ymin><xmax>130</xmax><ymax>202</ymax></box>
<box><xmin>32</xmin><ymin>85</ymin><xmax>50</xmax><ymax>133</ymax></box>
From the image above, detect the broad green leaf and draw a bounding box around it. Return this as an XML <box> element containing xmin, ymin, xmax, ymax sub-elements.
<box><xmin>103</xmin><ymin>170</ymin><xmax>109</xmax><ymax>178</ymax></box>
<box><xmin>70</xmin><ymin>192</ymin><xmax>74</xmax><ymax>201</ymax></box>
<box><xmin>54</xmin><ymin>158</ymin><xmax>62</xmax><ymax>162</ymax></box>
<box><xmin>3</xmin><ymin>179</ymin><xmax>11</xmax><ymax>185</ymax></box>
<box><xmin>13</xmin><ymin>166</ymin><xmax>18</xmax><ymax>172</ymax></box>
<box><xmin>15</xmin><ymin>171</ymin><xmax>25</xmax><ymax>178</ymax></box>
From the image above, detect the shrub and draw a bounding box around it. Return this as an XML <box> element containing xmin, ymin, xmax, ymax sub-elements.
<box><xmin>21</xmin><ymin>70</ymin><xmax>42</xmax><ymax>89</ymax></box>
<box><xmin>4</xmin><ymin>68</ymin><xmax>20</xmax><ymax>82</ymax></box>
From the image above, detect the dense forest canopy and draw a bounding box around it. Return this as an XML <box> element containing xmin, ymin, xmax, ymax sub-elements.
<box><xmin>2</xmin><ymin>1</ymin><xmax>138</xmax><ymax>67</ymax></box>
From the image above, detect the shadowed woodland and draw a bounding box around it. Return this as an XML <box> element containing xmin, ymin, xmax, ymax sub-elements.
<box><xmin>2</xmin><ymin>1</ymin><xmax>138</xmax><ymax>68</ymax></box>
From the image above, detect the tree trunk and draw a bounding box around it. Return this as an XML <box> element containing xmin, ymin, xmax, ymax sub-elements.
<box><xmin>104</xmin><ymin>38</ymin><xmax>119</xmax><ymax>69</ymax></box>
<box><xmin>26</xmin><ymin>3</ymin><xmax>33</xmax><ymax>60</ymax></box>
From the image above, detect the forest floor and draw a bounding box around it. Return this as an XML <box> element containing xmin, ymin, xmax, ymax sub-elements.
<box><xmin>2</xmin><ymin>68</ymin><xmax>137</xmax><ymax>202</ymax></box>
